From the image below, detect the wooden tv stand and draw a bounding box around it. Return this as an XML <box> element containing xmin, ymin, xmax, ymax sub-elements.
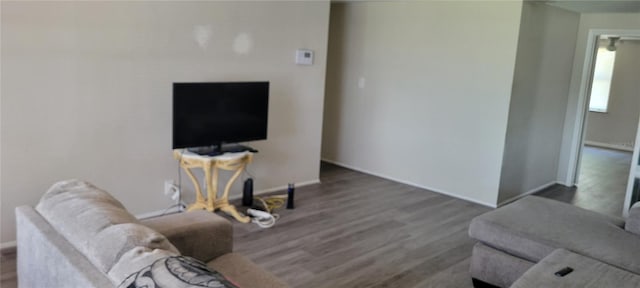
<box><xmin>173</xmin><ymin>149</ymin><xmax>253</xmax><ymax>223</ymax></box>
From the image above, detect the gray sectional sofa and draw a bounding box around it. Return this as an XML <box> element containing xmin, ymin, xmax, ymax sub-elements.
<box><xmin>469</xmin><ymin>195</ymin><xmax>640</xmax><ymax>287</ymax></box>
<box><xmin>15</xmin><ymin>180</ymin><xmax>287</xmax><ymax>287</ymax></box>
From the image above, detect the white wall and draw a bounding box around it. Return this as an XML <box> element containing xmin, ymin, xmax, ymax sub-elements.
<box><xmin>498</xmin><ymin>3</ymin><xmax>579</xmax><ymax>204</ymax></box>
<box><xmin>558</xmin><ymin>13</ymin><xmax>640</xmax><ymax>185</ymax></box>
<box><xmin>585</xmin><ymin>40</ymin><xmax>640</xmax><ymax>150</ymax></box>
<box><xmin>0</xmin><ymin>1</ymin><xmax>330</xmax><ymax>244</ymax></box>
<box><xmin>321</xmin><ymin>2</ymin><xmax>523</xmax><ymax>206</ymax></box>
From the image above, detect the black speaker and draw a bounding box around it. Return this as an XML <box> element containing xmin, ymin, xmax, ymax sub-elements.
<box><xmin>243</xmin><ymin>178</ymin><xmax>253</xmax><ymax>207</ymax></box>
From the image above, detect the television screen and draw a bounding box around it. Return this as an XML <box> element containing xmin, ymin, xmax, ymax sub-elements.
<box><xmin>172</xmin><ymin>82</ymin><xmax>269</xmax><ymax>149</ymax></box>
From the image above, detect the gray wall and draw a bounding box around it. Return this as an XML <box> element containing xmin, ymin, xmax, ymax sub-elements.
<box><xmin>585</xmin><ymin>40</ymin><xmax>640</xmax><ymax>150</ymax></box>
<box><xmin>321</xmin><ymin>2</ymin><xmax>523</xmax><ymax>206</ymax></box>
<box><xmin>498</xmin><ymin>3</ymin><xmax>580</xmax><ymax>204</ymax></box>
<box><xmin>558</xmin><ymin>13</ymin><xmax>640</xmax><ymax>184</ymax></box>
<box><xmin>0</xmin><ymin>1</ymin><xmax>330</xmax><ymax>244</ymax></box>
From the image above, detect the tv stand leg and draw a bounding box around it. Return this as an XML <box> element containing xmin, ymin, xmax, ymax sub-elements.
<box><xmin>183</xmin><ymin>167</ymin><xmax>208</xmax><ymax>211</ymax></box>
<box><xmin>219</xmin><ymin>204</ymin><xmax>250</xmax><ymax>223</ymax></box>
<box><xmin>186</xmin><ymin>202</ymin><xmax>207</xmax><ymax>212</ymax></box>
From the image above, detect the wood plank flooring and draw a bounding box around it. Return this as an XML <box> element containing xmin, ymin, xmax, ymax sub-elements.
<box><xmin>0</xmin><ymin>248</ymin><xmax>17</xmax><ymax>288</ymax></box>
<box><xmin>230</xmin><ymin>163</ymin><xmax>489</xmax><ymax>287</ymax></box>
<box><xmin>536</xmin><ymin>146</ymin><xmax>631</xmax><ymax>218</ymax></box>
<box><xmin>0</xmin><ymin>155</ymin><xmax>630</xmax><ymax>287</ymax></box>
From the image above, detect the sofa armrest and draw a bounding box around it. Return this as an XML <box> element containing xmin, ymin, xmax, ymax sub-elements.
<box><xmin>140</xmin><ymin>211</ymin><xmax>232</xmax><ymax>262</ymax></box>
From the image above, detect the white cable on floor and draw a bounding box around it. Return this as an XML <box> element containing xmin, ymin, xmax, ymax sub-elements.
<box><xmin>247</xmin><ymin>208</ymin><xmax>279</xmax><ymax>228</ymax></box>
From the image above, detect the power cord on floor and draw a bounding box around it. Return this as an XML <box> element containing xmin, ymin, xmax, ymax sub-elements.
<box><xmin>248</xmin><ymin>195</ymin><xmax>287</xmax><ymax>228</ymax></box>
<box><xmin>247</xmin><ymin>208</ymin><xmax>280</xmax><ymax>228</ymax></box>
<box><xmin>253</xmin><ymin>195</ymin><xmax>287</xmax><ymax>213</ymax></box>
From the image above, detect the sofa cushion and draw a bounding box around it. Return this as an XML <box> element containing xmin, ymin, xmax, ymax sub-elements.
<box><xmin>142</xmin><ymin>210</ymin><xmax>233</xmax><ymax>263</ymax></box>
<box><xmin>469</xmin><ymin>196</ymin><xmax>640</xmax><ymax>274</ymax></box>
<box><xmin>35</xmin><ymin>180</ymin><xmax>139</xmax><ymax>257</ymax></box>
<box><xmin>37</xmin><ymin>179</ymin><xmax>128</xmax><ymax>210</ymax></box>
<box><xmin>35</xmin><ymin>180</ymin><xmax>180</xmax><ymax>274</ymax></box>
<box><xmin>208</xmin><ymin>253</ymin><xmax>288</xmax><ymax>288</ymax></box>
<box><xmin>87</xmin><ymin>223</ymin><xmax>180</xmax><ymax>273</ymax></box>
<box><xmin>625</xmin><ymin>202</ymin><xmax>640</xmax><ymax>235</ymax></box>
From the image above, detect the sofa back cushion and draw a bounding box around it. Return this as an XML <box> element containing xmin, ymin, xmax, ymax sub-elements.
<box><xmin>36</xmin><ymin>180</ymin><xmax>137</xmax><ymax>246</ymax></box>
<box><xmin>87</xmin><ymin>223</ymin><xmax>179</xmax><ymax>273</ymax></box>
<box><xmin>108</xmin><ymin>247</ymin><xmax>180</xmax><ymax>285</ymax></box>
<box><xmin>35</xmin><ymin>179</ymin><xmax>178</xmax><ymax>273</ymax></box>
<box><xmin>626</xmin><ymin>202</ymin><xmax>640</xmax><ymax>235</ymax></box>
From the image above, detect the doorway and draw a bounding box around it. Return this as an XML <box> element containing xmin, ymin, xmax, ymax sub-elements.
<box><xmin>573</xmin><ymin>33</ymin><xmax>640</xmax><ymax>217</ymax></box>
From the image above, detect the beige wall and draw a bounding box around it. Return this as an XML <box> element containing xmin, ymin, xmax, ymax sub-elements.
<box><xmin>0</xmin><ymin>1</ymin><xmax>330</xmax><ymax>244</ymax></box>
<box><xmin>558</xmin><ymin>13</ymin><xmax>640</xmax><ymax>184</ymax></box>
<box><xmin>498</xmin><ymin>3</ymin><xmax>579</xmax><ymax>204</ymax></box>
<box><xmin>322</xmin><ymin>2</ymin><xmax>523</xmax><ymax>206</ymax></box>
<box><xmin>585</xmin><ymin>40</ymin><xmax>640</xmax><ymax>149</ymax></box>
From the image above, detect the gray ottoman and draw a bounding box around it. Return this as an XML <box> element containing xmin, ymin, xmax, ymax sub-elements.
<box><xmin>468</xmin><ymin>196</ymin><xmax>640</xmax><ymax>287</ymax></box>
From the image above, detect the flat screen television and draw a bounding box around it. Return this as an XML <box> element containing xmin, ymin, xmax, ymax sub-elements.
<box><xmin>172</xmin><ymin>82</ymin><xmax>269</xmax><ymax>153</ymax></box>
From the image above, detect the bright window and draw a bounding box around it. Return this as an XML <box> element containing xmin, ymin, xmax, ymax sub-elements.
<box><xmin>588</xmin><ymin>47</ymin><xmax>616</xmax><ymax>113</ymax></box>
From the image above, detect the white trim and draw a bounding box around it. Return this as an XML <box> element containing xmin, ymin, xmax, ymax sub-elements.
<box><xmin>556</xmin><ymin>180</ymin><xmax>573</xmax><ymax>187</ymax></box>
<box><xmin>497</xmin><ymin>181</ymin><xmax>558</xmax><ymax>207</ymax></box>
<box><xmin>135</xmin><ymin>179</ymin><xmax>321</xmax><ymax>220</ymax></box>
<box><xmin>0</xmin><ymin>241</ymin><xmax>17</xmax><ymax>251</ymax></box>
<box><xmin>623</xmin><ymin>118</ymin><xmax>640</xmax><ymax>217</ymax></box>
<box><xmin>564</xmin><ymin>29</ymin><xmax>640</xmax><ymax>186</ymax></box>
<box><xmin>564</xmin><ymin>30</ymin><xmax>599</xmax><ymax>185</ymax></box>
<box><xmin>584</xmin><ymin>141</ymin><xmax>634</xmax><ymax>152</ymax></box>
<box><xmin>562</xmin><ymin>28</ymin><xmax>640</xmax><ymax>217</ymax></box>
<box><xmin>321</xmin><ymin>158</ymin><xmax>497</xmax><ymax>208</ymax></box>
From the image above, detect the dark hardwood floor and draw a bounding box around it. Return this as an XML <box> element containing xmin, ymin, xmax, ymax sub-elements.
<box><xmin>536</xmin><ymin>146</ymin><xmax>631</xmax><ymax>218</ymax></box>
<box><xmin>0</xmin><ymin>155</ymin><xmax>630</xmax><ymax>287</ymax></box>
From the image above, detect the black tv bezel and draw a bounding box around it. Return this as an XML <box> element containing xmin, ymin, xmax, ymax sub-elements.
<box><xmin>172</xmin><ymin>81</ymin><xmax>269</xmax><ymax>150</ymax></box>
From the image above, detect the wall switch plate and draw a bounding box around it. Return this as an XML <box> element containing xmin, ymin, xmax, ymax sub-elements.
<box><xmin>296</xmin><ymin>49</ymin><xmax>314</xmax><ymax>65</ymax></box>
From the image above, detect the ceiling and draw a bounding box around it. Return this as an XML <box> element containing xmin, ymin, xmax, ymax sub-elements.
<box><xmin>544</xmin><ymin>0</ymin><xmax>640</xmax><ymax>13</ymax></box>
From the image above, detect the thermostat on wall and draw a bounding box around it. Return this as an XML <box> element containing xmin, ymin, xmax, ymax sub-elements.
<box><xmin>295</xmin><ymin>49</ymin><xmax>314</xmax><ymax>65</ymax></box>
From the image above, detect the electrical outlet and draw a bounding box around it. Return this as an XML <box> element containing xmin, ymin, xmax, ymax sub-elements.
<box><xmin>164</xmin><ymin>180</ymin><xmax>176</xmax><ymax>196</ymax></box>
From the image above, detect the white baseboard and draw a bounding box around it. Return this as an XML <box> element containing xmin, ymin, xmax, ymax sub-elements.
<box><xmin>321</xmin><ymin>158</ymin><xmax>497</xmax><ymax>208</ymax></box>
<box><xmin>555</xmin><ymin>181</ymin><xmax>574</xmax><ymax>187</ymax></box>
<box><xmin>0</xmin><ymin>241</ymin><xmax>17</xmax><ymax>252</ymax></box>
<box><xmin>497</xmin><ymin>181</ymin><xmax>558</xmax><ymax>207</ymax></box>
<box><xmin>584</xmin><ymin>141</ymin><xmax>634</xmax><ymax>152</ymax></box>
<box><xmin>136</xmin><ymin>204</ymin><xmax>185</xmax><ymax>220</ymax></box>
<box><xmin>136</xmin><ymin>179</ymin><xmax>320</xmax><ymax>220</ymax></box>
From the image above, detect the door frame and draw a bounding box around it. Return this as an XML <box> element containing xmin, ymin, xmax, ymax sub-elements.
<box><xmin>564</xmin><ymin>28</ymin><xmax>640</xmax><ymax>216</ymax></box>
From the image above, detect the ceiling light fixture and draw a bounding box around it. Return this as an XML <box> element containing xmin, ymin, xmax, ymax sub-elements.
<box><xmin>607</xmin><ymin>37</ymin><xmax>620</xmax><ymax>52</ymax></box>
